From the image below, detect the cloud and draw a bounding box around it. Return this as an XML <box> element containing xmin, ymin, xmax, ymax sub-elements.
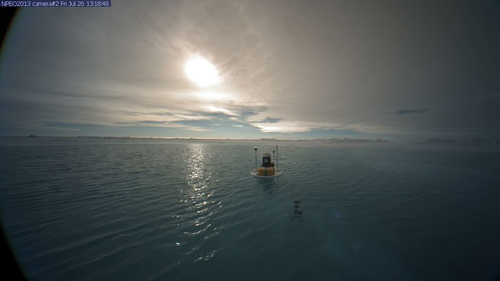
<box><xmin>137</xmin><ymin>121</ymin><xmax>168</xmax><ymax>124</ymax></box>
<box><xmin>393</xmin><ymin>109</ymin><xmax>429</xmax><ymax>115</ymax></box>
<box><xmin>250</xmin><ymin>120</ymin><xmax>342</xmax><ymax>133</ymax></box>
<box><xmin>260</xmin><ymin>117</ymin><xmax>283</xmax><ymax>123</ymax></box>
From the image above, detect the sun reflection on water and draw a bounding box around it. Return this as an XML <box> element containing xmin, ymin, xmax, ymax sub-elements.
<box><xmin>185</xmin><ymin>144</ymin><xmax>210</xmax><ymax>193</ymax></box>
<box><xmin>177</xmin><ymin>144</ymin><xmax>222</xmax><ymax>262</ymax></box>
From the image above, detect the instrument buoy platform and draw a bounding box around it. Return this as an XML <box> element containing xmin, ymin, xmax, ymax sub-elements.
<box><xmin>250</xmin><ymin>145</ymin><xmax>283</xmax><ymax>178</ymax></box>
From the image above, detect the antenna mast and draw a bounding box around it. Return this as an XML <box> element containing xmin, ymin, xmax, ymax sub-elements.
<box><xmin>254</xmin><ymin>147</ymin><xmax>258</xmax><ymax>170</ymax></box>
<box><xmin>276</xmin><ymin>145</ymin><xmax>279</xmax><ymax>171</ymax></box>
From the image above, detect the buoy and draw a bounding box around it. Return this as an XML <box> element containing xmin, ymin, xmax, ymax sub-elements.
<box><xmin>250</xmin><ymin>145</ymin><xmax>283</xmax><ymax>178</ymax></box>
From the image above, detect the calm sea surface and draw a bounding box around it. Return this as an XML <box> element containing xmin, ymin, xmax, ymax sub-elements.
<box><xmin>0</xmin><ymin>137</ymin><xmax>498</xmax><ymax>281</ymax></box>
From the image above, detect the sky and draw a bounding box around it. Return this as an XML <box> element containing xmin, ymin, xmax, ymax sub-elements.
<box><xmin>0</xmin><ymin>0</ymin><xmax>498</xmax><ymax>140</ymax></box>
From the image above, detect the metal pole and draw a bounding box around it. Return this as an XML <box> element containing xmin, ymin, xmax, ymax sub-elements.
<box><xmin>254</xmin><ymin>147</ymin><xmax>258</xmax><ymax>170</ymax></box>
<box><xmin>276</xmin><ymin>145</ymin><xmax>279</xmax><ymax>171</ymax></box>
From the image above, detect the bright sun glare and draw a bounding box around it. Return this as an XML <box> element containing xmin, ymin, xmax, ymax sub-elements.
<box><xmin>184</xmin><ymin>56</ymin><xmax>221</xmax><ymax>87</ymax></box>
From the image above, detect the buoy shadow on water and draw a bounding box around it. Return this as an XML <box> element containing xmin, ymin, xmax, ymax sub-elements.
<box><xmin>292</xmin><ymin>199</ymin><xmax>303</xmax><ymax>221</ymax></box>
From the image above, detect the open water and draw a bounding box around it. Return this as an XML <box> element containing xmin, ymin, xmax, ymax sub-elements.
<box><xmin>0</xmin><ymin>137</ymin><xmax>498</xmax><ymax>281</ymax></box>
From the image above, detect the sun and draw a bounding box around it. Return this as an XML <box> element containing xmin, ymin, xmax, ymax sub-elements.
<box><xmin>184</xmin><ymin>56</ymin><xmax>221</xmax><ymax>87</ymax></box>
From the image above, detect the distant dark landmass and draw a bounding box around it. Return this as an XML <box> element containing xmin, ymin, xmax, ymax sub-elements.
<box><xmin>2</xmin><ymin>135</ymin><xmax>496</xmax><ymax>148</ymax></box>
<box><xmin>419</xmin><ymin>138</ymin><xmax>499</xmax><ymax>146</ymax></box>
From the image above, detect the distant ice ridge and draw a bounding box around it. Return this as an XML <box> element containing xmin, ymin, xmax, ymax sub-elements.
<box><xmin>321</xmin><ymin>138</ymin><xmax>389</xmax><ymax>143</ymax></box>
